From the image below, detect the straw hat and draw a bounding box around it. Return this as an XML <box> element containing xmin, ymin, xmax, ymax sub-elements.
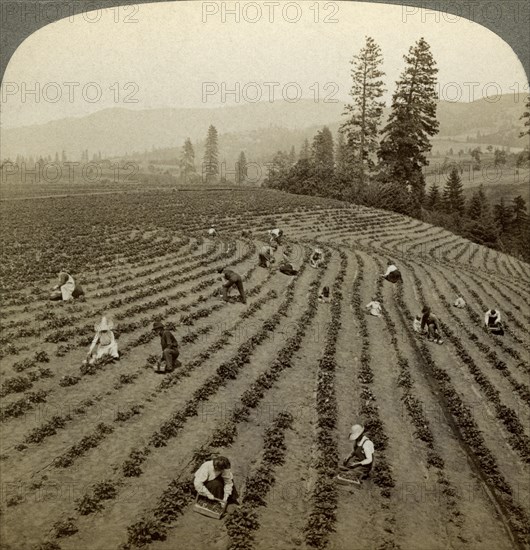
<box><xmin>152</xmin><ymin>321</ymin><xmax>164</xmax><ymax>331</ymax></box>
<box><xmin>349</xmin><ymin>424</ymin><xmax>364</xmax><ymax>441</ymax></box>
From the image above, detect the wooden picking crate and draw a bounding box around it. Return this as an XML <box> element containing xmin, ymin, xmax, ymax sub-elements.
<box><xmin>193</xmin><ymin>495</ymin><xmax>225</xmax><ymax>519</ymax></box>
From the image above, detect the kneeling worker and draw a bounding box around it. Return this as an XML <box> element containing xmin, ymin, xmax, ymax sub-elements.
<box><xmin>339</xmin><ymin>424</ymin><xmax>375</xmax><ymax>485</ymax></box>
<box><xmin>194</xmin><ymin>455</ymin><xmax>239</xmax><ymax>510</ymax></box>
<box><xmin>50</xmin><ymin>270</ymin><xmax>84</xmax><ymax>301</ymax></box>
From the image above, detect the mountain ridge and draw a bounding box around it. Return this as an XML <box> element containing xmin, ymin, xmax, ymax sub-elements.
<box><xmin>1</xmin><ymin>93</ymin><xmax>528</xmax><ymax>159</ymax></box>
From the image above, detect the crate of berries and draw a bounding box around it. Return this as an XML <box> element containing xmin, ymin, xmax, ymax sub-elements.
<box><xmin>193</xmin><ymin>495</ymin><xmax>225</xmax><ymax>519</ymax></box>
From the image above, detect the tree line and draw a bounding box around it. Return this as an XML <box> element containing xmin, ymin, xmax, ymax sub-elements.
<box><xmin>262</xmin><ymin>36</ymin><xmax>530</xmax><ymax>262</ymax></box>
<box><xmin>177</xmin><ymin>125</ymin><xmax>248</xmax><ymax>185</ymax></box>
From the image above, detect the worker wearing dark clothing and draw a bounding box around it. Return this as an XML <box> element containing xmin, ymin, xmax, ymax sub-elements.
<box><xmin>152</xmin><ymin>321</ymin><xmax>179</xmax><ymax>373</ymax></box>
<box><xmin>421</xmin><ymin>306</ymin><xmax>443</xmax><ymax>344</ymax></box>
<box><xmin>258</xmin><ymin>246</ymin><xmax>275</xmax><ymax>268</ymax></box>
<box><xmin>218</xmin><ymin>267</ymin><xmax>246</xmax><ymax>304</ymax></box>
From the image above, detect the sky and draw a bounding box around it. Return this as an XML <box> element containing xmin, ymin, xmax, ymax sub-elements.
<box><xmin>1</xmin><ymin>0</ymin><xmax>528</xmax><ymax>128</ymax></box>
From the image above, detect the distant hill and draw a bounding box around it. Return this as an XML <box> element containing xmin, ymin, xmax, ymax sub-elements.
<box><xmin>1</xmin><ymin>94</ymin><xmax>528</xmax><ymax>160</ymax></box>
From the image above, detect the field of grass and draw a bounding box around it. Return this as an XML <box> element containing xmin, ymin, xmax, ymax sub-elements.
<box><xmin>0</xmin><ymin>186</ymin><xmax>529</xmax><ymax>550</ymax></box>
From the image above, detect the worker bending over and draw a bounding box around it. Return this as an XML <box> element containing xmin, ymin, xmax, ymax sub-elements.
<box><xmin>258</xmin><ymin>245</ymin><xmax>275</xmax><ymax>268</ymax></box>
<box><xmin>218</xmin><ymin>267</ymin><xmax>247</xmax><ymax>304</ymax></box>
<box><xmin>381</xmin><ymin>263</ymin><xmax>402</xmax><ymax>283</ymax></box>
<box><xmin>421</xmin><ymin>306</ymin><xmax>443</xmax><ymax>344</ymax></box>
<box><xmin>485</xmin><ymin>308</ymin><xmax>504</xmax><ymax>335</ymax></box>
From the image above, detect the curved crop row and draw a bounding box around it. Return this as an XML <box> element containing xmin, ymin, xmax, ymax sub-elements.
<box><xmin>304</xmin><ymin>250</ymin><xmax>347</xmax><ymax>549</ymax></box>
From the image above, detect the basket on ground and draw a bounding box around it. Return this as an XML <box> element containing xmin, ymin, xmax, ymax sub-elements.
<box><xmin>193</xmin><ymin>495</ymin><xmax>225</xmax><ymax>519</ymax></box>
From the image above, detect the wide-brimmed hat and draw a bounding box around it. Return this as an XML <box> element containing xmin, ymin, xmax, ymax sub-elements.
<box><xmin>152</xmin><ymin>321</ymin><xmax>164</xmax><ymax>331</ymax></box>
<box><xmin>95</xmin><ymin>315</ymin><xmax>113</xmax><ymax>332</ymax></box>
<box><xmin>349</xmin><ymin>424</ymin><xmax>364</xmax><ymax>441</ymax></box>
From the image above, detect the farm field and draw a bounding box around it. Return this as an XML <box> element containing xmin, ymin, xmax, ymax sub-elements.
<box><xmin>0</xmin><ymin>186</ymin><xmax>529</xmax><ymax>550</ymax></box>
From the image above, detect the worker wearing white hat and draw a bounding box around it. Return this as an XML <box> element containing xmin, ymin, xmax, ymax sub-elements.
<box><xmin>340</xmin><ymin>424</ymin><xmax>375</xmax><ymax>483</ymax></box>
<box><xmin>84</xmin><ymin>316</ymin><xmax>119</xmax><ymax>365</ymax></box>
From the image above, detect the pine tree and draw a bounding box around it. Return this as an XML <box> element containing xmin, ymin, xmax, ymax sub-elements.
<box><xmin>299</xmin><ymin>139</ymin><xmax>310</xmax><ymax>161</ymax></box>
<box><xmin>203</xmin><ymin>125</ymin><xmax>219</xmax><ymax>184</ymax></box>
<box><xmin>426</xmin><ymin>182</ymin><xmax>441</xmax><ymax>210</ymax></box>
<box><xmin>288</xmin><ymin>146</ymin><xmax>296</xmax><ymax>165</ymax></box>
<box><xmin>520</xmin><ymin>96</ymin><xmax>530</xmax><ymax>138</ymax></box>
<box><xmin>179</xmin><ymin>138</ymin><xmax>197</xmax><ymax>183</ymax></box>
<box><xmin>467</xmin><ymin>184</ymin><xmax>489</xmax><ymax>220</ymax></box>
<box><xmin>311</xmin><ymin>126</ymin><xmax>334</xmax><ymax>172</ymax></box>
<box><xmin>236</xmin><ymin>151</ymin><xmax>247</xmax><ymax>184</ymax></box>
<box><xmin>264</xmin><ymin>150</ymin><xmax>290</xmax><ymax>189</ymax></box>
<box><xmin>504</xmin><ymin>196</ymin><xmax>528</xmax><ymax>259</ymax></box>
<box><xmin>335</xmin><ymin>130</ymin><xmax>348</xmax><ymax>178</ymax></box>
<box><xmin>378</xmin><ymin>38</ymin><xmax>439</xmax><ymax>215</ymax></box>
<box><xmin>442</xmin><ymin>167</ymin><xmax>465</xmax><ymax>215</ymax></box>
<box><xmin>341</xmin><ymin>36</ymin><xmax>385</xmax><ymax>186</ymax></box>
<box><xmin>494</xmin><ymin>197</ymin><xmax>511</xmax><ymax>233</ymax></box>
<box><xmin>512</xmin><ymin>195</ymin><xmax>527</xmax><ymax>237</ymax></box>
<box><xmin>310</xmin><ymin>126</ymin><xmax>334</xmax><ymax>196</ymax></box>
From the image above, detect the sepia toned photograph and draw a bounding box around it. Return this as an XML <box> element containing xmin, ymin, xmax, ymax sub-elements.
<box><xmin>0</xmin><ymin>1</ymin><xmax>529</xmax><ymax>549</ymax></box>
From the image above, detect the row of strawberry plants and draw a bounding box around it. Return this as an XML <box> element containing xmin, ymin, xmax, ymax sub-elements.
<box><xmin>395</xmin><ymin>263</ymin><xmax>530</xmax><ymax>546</ymax></box>
<box><xmin>349</xmin><ymin>252</ymin><xmax>395</xmax><ymax>498</ymax></box>
<box><xmin>94</xmin><ymin>239</ymin><xmax>216</xmax><ymax>304</ymax></box>
<box><xmin>304</xmin><ymin>250</ymin><xmax>347</xmax><ymax>549</ymax></box>
<box><xmin>402</xmin><ymin>260</ymin><xmax>530</xmax><ymax>463</ymax></box>
<box><xmin>0</xmin><ymin>367</ymin><xmax>54</xmax><ymax>397</ymax></box>
<box><xmin>224</xmin><ymin>412</ymin><xmax>294</xmax><ymax>550</ymax></box>
<box><xmin>372</xmin><ymin>256</ymin><xmax>463</xmax><ymax>525</ymax></box>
